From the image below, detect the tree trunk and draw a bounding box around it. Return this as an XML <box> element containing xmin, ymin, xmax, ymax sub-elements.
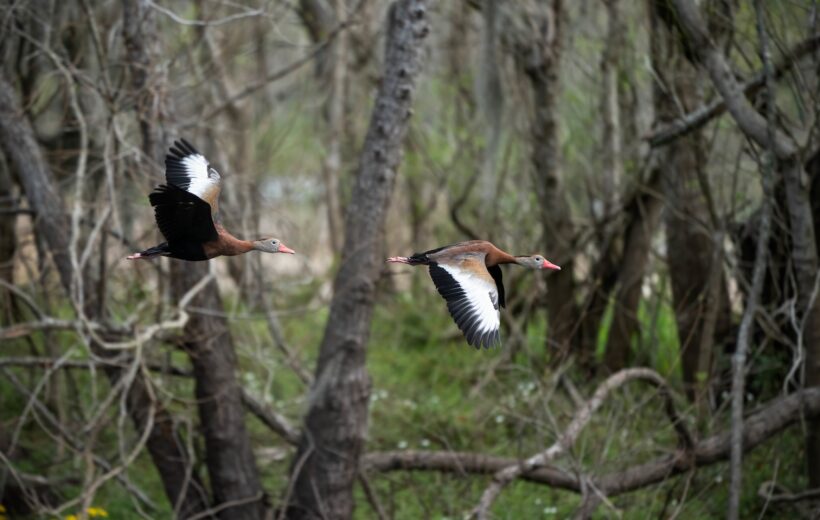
<box><xmin>0</xmin><ymin>79</ymin><xmax>72</xmax><ymax>292</ymax></box>
<box><xmin>322</xmin><ymin>0</ymin><xmax>347</xmax><ymax>255</ymax></box>
<box><xmin>649</xmin><ymin>0</ymin><xmax>730</xmax><ymax>402</ymax></box>
<box><xmin>599</xmin><ymin>0</ymin><xmax>623</xmax><ymax>218</ymax></box>
<box><xmin>286</xmin><ymin>1</ymin><xmax>428</xmax><ymax>517</ymax></box>
<box><xmin>297</xmin><ymin>0</ymin><xmax>345</xmax><ymax>254</ymax></box>
<box><xmin>477</xmin><ymin>0</ymin><xmax>503</xmax><ymax>219</ymax></box>
<box><xmin>172</xmin><ymin>272</ymin><xmax>266</xmax><ymax>519</ymax></box>
<box><xmin>194</xmin><ymin>1</ymin><xmax>258</xmax><ymax>300</ymax></box>
<box><xmin>514</xmin><ymin>0</ymin><xmax>579</xmax><ymax>359</ymax></box>
<box><xmin>785</xmin><ymin>156</ymin><xmax>820</xmax><ymax>486</ymax></box>
<box><xmin>0</xmin><ymin>156</ymin><xmax>18</xmax><ymax>322</ymax></box>
<box><xmin>123</xmin><ymin>1</ymin><xmax>265</xmax><ymax>517</ymax></box>
<box><xmin>604</xmin><ymin>170</ymin><xmax>664</xmax><ymax>370</ymax></box>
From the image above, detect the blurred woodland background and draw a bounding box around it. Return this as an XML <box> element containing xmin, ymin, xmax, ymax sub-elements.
<box><xmin>1</xmin><ymin>0</ymin><xmax>820</xmax><ymax>518</ymax></box>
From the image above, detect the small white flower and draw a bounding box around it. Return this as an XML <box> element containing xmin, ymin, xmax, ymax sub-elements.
<box><xmin>420</xmin><ymin>438</ymin><xmax>430</xmax><ymax>448</ymax></box>
<box><xmin>534</xmin><ymin>498</ymin><xmax>542</xmax><ymax>505</ymax></box>
<box><xmin>495</xmin><ymin>414</ymin><xmax>505</xmax><ymax>424</ymax></box>
<box><xmin>517</xmin><ymin>381</ymin><xmax>537</xmax><ymax>396</ymax></box>
<box><xmin>543</xmin><ymin>506</ymin><xmax>557</xmax><ymax>515</ymax></box>
<box><xmin>715</xmin><ymin>474</ymin><xmax>723</xmax><ymax>483</ymax></box>
<box><xmin>398</xmin><ymin>440</ymin><xmax>408</xmax><ymax>449</ymax></box>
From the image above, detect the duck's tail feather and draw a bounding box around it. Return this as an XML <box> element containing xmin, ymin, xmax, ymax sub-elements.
<box><xmin>127</xmin><ymin>243</ymin><xmax>170</xmax><ymax>260</ymax></box>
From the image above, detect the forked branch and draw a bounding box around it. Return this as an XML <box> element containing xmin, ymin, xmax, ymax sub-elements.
<box><xmin>471</xmin><ymin>368</ymin><xmax>688</xmax><ymax>518</ymax></box>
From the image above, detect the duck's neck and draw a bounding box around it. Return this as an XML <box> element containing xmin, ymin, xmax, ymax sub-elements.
<box><xmin>512</xmin><ymin>256</ymin><xmax>532</xmax><ymax>266</ymax></box>
<box><xmin>486</xmin><ymin>247</ymin><xmax>517</xmax><ymax>266</ymax></box>
<box><xmin>221</xmin><ymin>232</ymin><xmax>255</xmax><ymax>256</ymax></box>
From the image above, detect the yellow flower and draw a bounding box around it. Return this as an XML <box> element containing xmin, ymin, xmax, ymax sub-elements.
<box><xmin>87</xmin><ymin>507</ymin><xmax>109</xmax><ymax>517</ymax></box>
<box><xmin>65</xmin><ymin>515</ymin><xmax>78</xmax><ymax>520</ymax></box>
<box><xmin>0</xmin><ymin>504</ymin><xmax>6</xmax><ymax>512</ymax></box>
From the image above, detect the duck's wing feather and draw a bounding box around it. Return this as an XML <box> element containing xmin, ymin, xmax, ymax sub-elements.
<box><xmin>428</xmin><ymin>256</ymin><xmax>501</xmax><ymax>349</ymax></box>
<box><xmin>165</xmin><ymin>138</ymin><xmax>222</xmax><ymax>214</ymax></box>
<box><xmin>148</xmin><ymin>184</ymin><xmax>218</xmax><ymax>244</ymax></box>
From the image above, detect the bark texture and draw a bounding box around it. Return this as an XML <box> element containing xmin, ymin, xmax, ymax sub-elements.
<box><xmin>287</xmin><ymin>1</ymin><xmax>428</xmax><ymax>517</ymax></box>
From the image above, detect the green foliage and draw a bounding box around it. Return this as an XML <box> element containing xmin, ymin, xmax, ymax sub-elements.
<box><xmin>0</xmin><ymin>275</ymin><xmax>805</xmax><ymax>518</ymax></box>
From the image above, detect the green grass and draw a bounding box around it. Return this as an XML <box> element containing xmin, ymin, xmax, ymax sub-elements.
<box><xmin>0</xmin><ymin>277</ymin><xmax>804</xmax><ymax>519</ymax></box>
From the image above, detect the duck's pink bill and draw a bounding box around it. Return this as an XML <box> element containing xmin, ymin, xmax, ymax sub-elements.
<box><xmin>279</xmin><ymin>245</ymin><xmax>296</xmax><ymax>254</ymax></box>
<box><xmin>543</xmin><ymin>259</ymin><xmax>561</xmax><ymax>270</ymax></box>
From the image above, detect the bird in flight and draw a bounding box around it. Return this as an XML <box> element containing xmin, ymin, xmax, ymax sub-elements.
<box><xmin>128</xmin><ymin>139</ymin><xmax>294</xmax><ymax>261</ymax></box>
<box><xmin>387</xmin><ymin>240</ymin><xmax>560</xmax><ymax>348</ymax></box>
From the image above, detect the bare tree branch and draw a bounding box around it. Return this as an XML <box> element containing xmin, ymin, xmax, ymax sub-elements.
<box><xmin>758</xmin><ymin>482</ymin><xmax>820</xmax><ymax>504</ymax></box>
<box><xmin>0</xmin><ymin>357</ymin><xmax>192</xmax><ymax>377</ymax></box>
<box><xmin>241</xmin><ymin>390</ymin><xmax>301</xmax><ymax>446</ymax></box>
<box><xmin>363</xmin><ymin>387</ymin><xmax>820</xmax><ymax>500</ymax></box>
<box><xmin>728</xmin><ymin>2</ymin><xmax>776</xmax><ymax>517</ymax></box>
<box><xmin>647</xmin><ymin>35</ymin><xmax>820</xmax><ymax>148</ymax></box>
<box><xmin>472</xmin><ymin>368</ymin><xmax>688</xmax><ymax>518</ymax></box>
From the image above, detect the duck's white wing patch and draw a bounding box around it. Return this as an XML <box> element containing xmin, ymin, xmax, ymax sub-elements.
<box><xmin>165</xmin><ymin>139</ymin><xmax>222</xmax><ymax>212</ymax></box>
<box><xmin>428</xmin><ymin>261</ymin><xmax>501</xmax><ymax>349</ymax></box>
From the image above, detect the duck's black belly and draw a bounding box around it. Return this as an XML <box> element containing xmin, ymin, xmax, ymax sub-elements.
<box><xmin>168</xmin><ymin>241</ymin><xmax>209</xmax><ymax>261</ymax></box>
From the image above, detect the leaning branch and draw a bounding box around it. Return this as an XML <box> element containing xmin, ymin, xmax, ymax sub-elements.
<box><xmin>472</xmin><ymin>368</ymin><xmax>687</xmax><ymax>518</ymax></box>
<box><xmin>667</xmin><ymin>0</ymin><xmax>797</xmax><ymax>159</ymax></box>
<box><xmin>0</xmin><ymin>356</ymin><xmax>192</xmax><ymax>377</ymax></box>
<box><xmin>0</xmin><ymin>355</ymin><xmax>303</xmax><ymax>448</ymax></box>
<box><xmin>0</xmin><ymin>318</ymin><xmax>127</xmax><ymax>341</ymax></box>
<box><xmin>361</xmin><ymin>388</ymin><xmax>820</xmax><ymax>500</ymax></box>
<box><xmin>647</xmin><ymin>34</ymin><xmax>820</xmax><ymax>148</ymax></box>
<box><xmin>362</xmin><ymin>451</ymin><xmax>580</xmax><ymax>490</ymax></box>
<box><xmin>240</xmin><ymin>390</ymin><xmax>301</xmax><ymax>445</ymax></box>
<box><xmin>596</xmin><ymin>387</ymin><xmax>820</xmax><ymax>495</ymax></box>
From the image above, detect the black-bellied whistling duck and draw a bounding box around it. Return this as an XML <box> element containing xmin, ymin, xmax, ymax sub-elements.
<box><xmin>127</xmin><ymin>139</ymin><xmax>295</xmax><ymax>261</ymax></box>
<box><xmin>387</xmin><ymin>240</ymin><xmax>560</xmax><ymax>348</ymax></box>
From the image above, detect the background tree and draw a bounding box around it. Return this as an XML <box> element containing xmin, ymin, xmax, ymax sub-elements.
<box><xmin>1</xmin><ymin>1</ymin><xmax>820</xmax><ymax>518</ymax></box>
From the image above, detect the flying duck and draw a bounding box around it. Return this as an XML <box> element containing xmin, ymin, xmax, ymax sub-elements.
<box><xmin>127</xmin><ymin>139</ymin><xmax>294</xmax><ymax>261</ymax></box>
<box><xmin>387</xmin><ymin>240</ymin><xmax>560</xmax><ymax>348</ymax></box>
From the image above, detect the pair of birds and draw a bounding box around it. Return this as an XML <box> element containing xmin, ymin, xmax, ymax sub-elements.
<box><xmin>129</xmin><ymin>139</ymin><xmax>561</xmax><ymax>348</ymax></box>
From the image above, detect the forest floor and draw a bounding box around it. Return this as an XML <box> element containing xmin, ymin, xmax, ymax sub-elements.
<box><xmin>1</xmin><ymin>287</ymin><xmax>807</xmax><ymax>519</ymax></box>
